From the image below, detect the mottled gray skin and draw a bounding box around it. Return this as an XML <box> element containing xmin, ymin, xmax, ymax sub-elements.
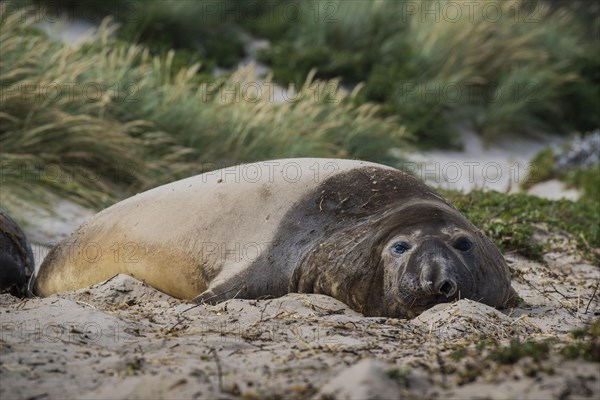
<box><xmin>34</xmin><ymin>158</ymin><xmax>517</xmax><ymax>318</ymax></box>
<box><xmin>0</xmin><ymin>209</ymin><xmax>34</xmax><ymax>297</ymax></box>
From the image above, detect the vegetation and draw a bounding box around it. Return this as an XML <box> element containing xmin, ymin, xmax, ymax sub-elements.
<box><xmin>385</xmin><ymin>367</ymin><xmax>412</xmax><ymax>387</ymax></box>
<box><xmin>114</xmin><ymin>0</ymin><xmax>246</xmax><ymax>69</ymax></box>
<box><xmin>523</xmin><ymin>142</ymin><xmax>600</xmax><ymax>203</ymax></box>
<box><xmin>438</xmin><ymin>332</ymin><xmax>593</xmax><ymax>385</ymax></box>
<box><xmin>490</xmin><ymin>339</ymin><xmax>551</xmax><ymax>364</ymax></box>
<box><xmin>257</xmin><ymin>0</ymin><xmax>598</xmax><ymax>147</ymax></box>
<box><xmin>561</xmin><ymin>164</ymin><xmax>600</xmax><ymax>203</ymax></box>
<box><xmin>445</xmin><ymin>320</ymin><xmax>599</xmax><ymax>383</ymax></box>
<box><xmin>0</xmin><ymin>5</ymin><xmax>408</xmax><ymax>215</ymax></box>
<box><xmin>0</xmin><ymin>18</ymin><xmax>191</xmax><ymax>212</ymax></box>
<box><xmin>561</xmin><ymin>319</ymin><xmax>600</xmax><ymax>362</ymax></box>
<box><xmin>522</xmin><ymin>148</ymin><xmax>556</xmax><ymax>188</ymax></box>
<box><xmin>483</xmin><ymin>320</ymin><xmax>600</xmax><ymax>365</ymax></box>
<box><xmin>31</xmin><ymin>0</ymin><xmax>600</xmax><ymax>148</ymax></box>
<box><xmin>29</xmin><ymin>0</ymin><xmax>246</xmax><ymax>69</ymax></box>
<box><xmin>441</xmin><ymin>189</ymin><xmax>600</xmax><ymax>264</ymax></box>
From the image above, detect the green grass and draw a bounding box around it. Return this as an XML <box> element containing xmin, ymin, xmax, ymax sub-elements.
<box><xmin>490</xmin><ymin>340</ymin><xmax>551</xmax><ymax>364</ymax></box>
<box><xmin>521</xmin><ymin>148</ymin><xmax>556</xmax><ymax>189</ymax></box>
<box><xmin>523</xmin><ymin>143</ymin><xmax>600</xmax><ymax>203</ymax></box>
<box><xmin>30</xmin><ymin>0</ymin><xmax>247</xmax><ymax>69</ymax></box>
<box><xmin>487</xmin><ymin>319</ymin><xmax>600</xmax><ymax>365</ymax></box>
<box><xmin>0</xmin><ymin>15</ymin><xmax>193</xmax><ymax>213</ymax></box>
<box><xmin>559</xmin><ymin>164</ymin><xmax>600</xmax><ymax>203</ymax></box>
<box><xmin>441</xmin><ymin>189</ymin><xmax>600</xmax><ymax>264</ymax></box>
<box><xmin>385</xmin><ymin>367</ymin><xmax>411</xmax><ymax>386</ymax></box>
<box><xmin>562</xmin><ymin>319</ymin><xmax>600</xmax><ymax>362</ymax></box>
<box><xmin>0</xmin><ymin>4</ymin><xmax>409</xmax><ymax>217</ymax></box>
<box><xmin>114</xmin><ymin>0</ymin><xmax>247</xmax><ymax>69</ymax></box>
<box><xmin>29</xmin><ymin>0</ymin><xmax>599</xmax><ymax>149</ymax></box>
<box><xmin>258</xmin><ymin>0</ymin><xmax>597</xmax><ymax>147</ymax></box>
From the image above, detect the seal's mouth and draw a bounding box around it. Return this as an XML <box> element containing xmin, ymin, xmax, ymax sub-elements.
<box><xmin>404</xmin><ymin>293</ymin><xmax>463</xmax><ymax>317</ymax></box>
<box><xmin>417</xmin><ymin>294</ymin><xmax>459</xmax><ymax>307</ymax></box>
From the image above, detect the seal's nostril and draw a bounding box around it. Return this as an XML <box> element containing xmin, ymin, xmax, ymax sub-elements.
<box><xmin>438</xmin><ymin>280</ymin><xmax>456</xmax><ymax>297</ymax></box>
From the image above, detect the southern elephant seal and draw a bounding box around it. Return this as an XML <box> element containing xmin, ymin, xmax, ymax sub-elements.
<box><xmin>1</xmin><ymin>209</ymin><xmax>34</xmax><ymax>296</ymax></box>
<box><xmin>33</xmin><ymin>158</ymin><xmax>517</xmax><ymax>318</ymax></box>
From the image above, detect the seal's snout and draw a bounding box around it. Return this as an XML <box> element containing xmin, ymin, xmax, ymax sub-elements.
<box><xmin>421</xmin><ymin>268</ymin><xmax>458</xmax><ymax>297</ymax></box>
<box><xmin>437</xmin><ymin>279</ymin><xmax>457</xmax><ymax>297</ymax></box>
<box><xmin>417</xmin><ymin>239</ymin><xmax>462</xmax><ymax>299</ymax></box>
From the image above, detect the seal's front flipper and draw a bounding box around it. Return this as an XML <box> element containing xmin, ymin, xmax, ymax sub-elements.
<box><xmin>192</xmin><ymin>289</ymin><xmax>219</xmax><ymax>304</ymax></box>
<box><xmin>192</xmin><ymin>281</ymin><xmax>247</xmax><ymax>304</ymax></box>
<box><xmin>191</xmin><ymin>264</ymin><xmax>252</xmax><ymax>304</ymax></box>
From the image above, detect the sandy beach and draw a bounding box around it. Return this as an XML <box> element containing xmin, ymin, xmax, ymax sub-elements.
<box><xmin>1</xmin><ymin>239</ymin><xmax>598</xmax><ymax>399</ymax></box>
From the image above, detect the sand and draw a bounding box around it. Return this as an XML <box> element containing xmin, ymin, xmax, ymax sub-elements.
<box><xmin>405</xmin><ymin>129</ymin><xmax>577</xmax><ymax>199</ymax></box>
<box><xmin>1</xmin><ymin>247</ymin><xmax>598</xmax><ymax>399</ymax></box>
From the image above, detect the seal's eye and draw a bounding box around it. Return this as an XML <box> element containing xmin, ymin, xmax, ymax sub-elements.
<box><xmin>453</xmin><ymin>236</ymin><xmax>473</xmax><ymax>252</ymax></box>
<box><xmin>391</xmin><ymin>241</ymin><xmax>411</xmax><ymax>256</ymax></box>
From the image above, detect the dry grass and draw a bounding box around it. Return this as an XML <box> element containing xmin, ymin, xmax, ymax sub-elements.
<box><xmin>0</xmin><ymin>13</ymin><xmax>193</xmax><ymax>213</ymax></box>
<box><xmin>0</xmin><ymin>4</ymin><xmax>409</xmax><ymax>217</ymax></box>
<box><xmin>404</xmin><ymin>0</ymin><xmax>581</xmax><ymax>139</ymax></box>
<box><xmin>263</xmin><ymin>0</ymin><xmax>591</xmax><ymax>145</ymax></box>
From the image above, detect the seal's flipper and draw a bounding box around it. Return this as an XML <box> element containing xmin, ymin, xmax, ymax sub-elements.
<box><xmin>192</xmin><ymin>283</ymin><xmax>246</xmax><ymax>304</ymax></box>
<box><xmin>191</xmin><ymin>270</ymin><xmax>249</xmax><ymax>304</ymax></box>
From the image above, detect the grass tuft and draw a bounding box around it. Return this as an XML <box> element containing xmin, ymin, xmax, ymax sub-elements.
<box><xmin>441</xmin><ymin>189</ymin><xmax>600</xmax><ymax>264</ymax></box>
<box><xmin>562</xmin><ymin>319</ymin><xmax>600</xmax><ymax>362</ymax></box>
<box><xmin>1</xmin><ymin>4</ymin><xmax>409</xmax><ymax>218</ymax></box>
<box><xmin>490</xmin><ymin>340</ymin><xmax>551</xmax><ymax>364</ymax></box>
<box><xmin>259</xmin><ymin>0</ymin><xmax>596</xmax><ymax>147</ymax></box>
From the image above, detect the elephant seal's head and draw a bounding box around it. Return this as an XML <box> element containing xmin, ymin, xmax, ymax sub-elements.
<box><xmin>376</xmin><ymin>201</ymin><xmax>517</xmax><ymax>318</ymax></box>
<box><xmin>291</xmin><ymin>199</ymin><xmax>517</xmax><ymax>318</ymax></box>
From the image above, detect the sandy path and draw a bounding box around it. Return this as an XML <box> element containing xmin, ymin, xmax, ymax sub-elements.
<box><xmin>405</xmin><ymin>129</ymin><xmax>579</xmax><ymax>200</ymax></box>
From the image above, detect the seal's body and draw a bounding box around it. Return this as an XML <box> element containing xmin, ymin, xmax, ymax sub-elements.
<box><xmin>34</xmin><ymin>158</ymin><xmax>516</xmax><ymax>318</ymax></box>
<box><xmin>1</xmin><ymin>209</ymin><xmax>34</xmax><ymax>296</ymax></box>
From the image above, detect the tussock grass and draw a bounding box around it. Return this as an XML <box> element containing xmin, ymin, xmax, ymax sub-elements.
<box><xmin>442</xmin><ymin>189</ymin><xmax>600</xmax><ymax>265</ymax></box>
<box><xmin>30</xmin><ymin>0</ymin><xmax>597</xmax><ymax>148</ymax></box>
<box><xmin>0</xmin><ymin>14</ymin><xmax>191</xmax><ymax>213</ymax></box>
<box><xmin>1</xmin><ymin>4</ymin><xmax>408</xmax><ymax>216</ymax></box>
<box><xmin>403</xmin><ymin>1</ymin><xmax>581</xmax><ymax>140</ymax></box>
<box><xmin>30</xmin><ymin>0</ymin><xmax>246</xmax><ymax>68</ymax></box>
<box><xmin>178</xmin><ymin>68</ymin><xmax>408</xmax><ymax>165</ymax></box>
<box><xmin>115</xmin><ymin>0</ymin><xmax>245</xmax><ymax>68</ymax></box>
<box><xmin>261</xmin><ymin>0</ymin><xmax>595</xmax><ymax>147</ymax></box>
